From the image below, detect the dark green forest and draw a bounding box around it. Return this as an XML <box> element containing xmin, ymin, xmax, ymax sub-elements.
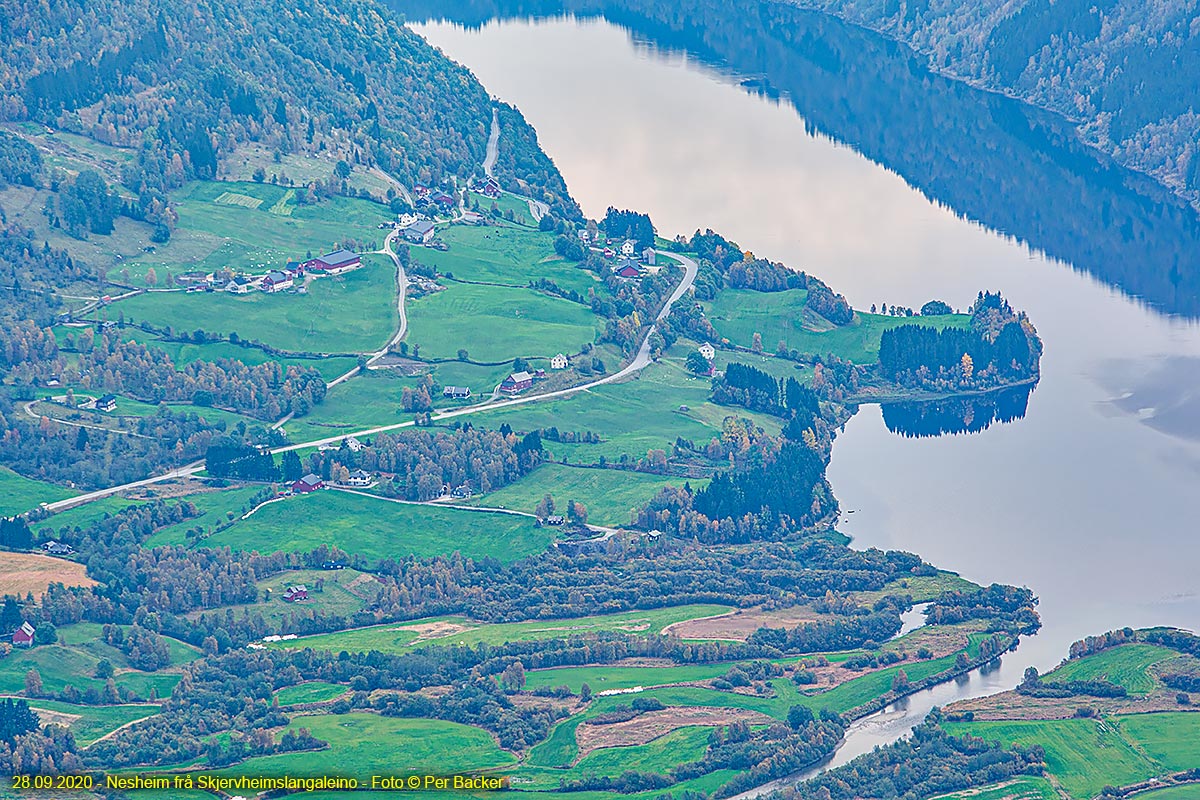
<box><xmin>0</xmin><ymin>0</ymin><xmax>576</xmax><ymax>214</ymax></box>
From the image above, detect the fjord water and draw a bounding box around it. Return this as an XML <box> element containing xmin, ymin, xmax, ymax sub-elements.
<box><xmin>408</xmin><ymin>6</ymin><xmax>1200</xmax><ymax>759</ymax></box>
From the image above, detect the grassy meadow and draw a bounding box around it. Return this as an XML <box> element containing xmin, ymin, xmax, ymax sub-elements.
<box><xmin>112</xmin><ymin>253</ymin><xmax>397</xmax><ymax>354</ymax></box>
<box><xmin>473</xmin><ymin>356</ymin><xmax>781</xmax><ymax>463</ymax></box>
<box><xmin>464</xmin><ymin>464</ymin><xmax>692</xmax><ymax>526</ymax></box>
<box><xmin>704</xmin><ymin>288</ymin><xmax>969</xmax><ymax>363</ymax></box>
<box><xmin>0</xmin><ymin>467</ymin><xmax>76</xmax><ymax>515</ymax></box>
<box><xmin>1043</xmin><ymin>643</ymin><xmax>1179</xmax><ymax>695</ymax></box>
<box><xmin>22</xmin><ymin>698</ymin><xmax>161</xmax><ymax>746</ymax></box>
<box><xmin>131</xmin><ymin>180</ymin><xmax>392</xmax><ymax>279</ymax></box>
<box><xmin>945</xmin><ymin>713</ymin><xmax>1200</xmax><ymax>798</ymax></box>
<box><xmin>413</xmin><ymin>224</ymin><xmax>599</xmax><ymax>294</ymax></box>
<box><xmin>269</xmin><ymin>604</ymin><xmax>732</xmax><ymax>656</ymax></box>
<box><xmin>218</xmin><ymin>714</ymin><xmax>516</xmax><ymax>777</ymax></box>
<box><xmin>0</xmin><ymin>622</ymin><xmax>199</xmax><ymax>701</ymax></box>
<box><xmin>186</xmin><ymin>567</ymin><xmax>384</xmax><ymax>627</ymax></box>
<box><xmin>405</xmin><ymin>281</ymin><xmax>603</xmax><ymax>362</ymax></box>
<box><xmin>150</xmin><ymin>488</ymin><xmax>554</xmax><ymax>563</ymax></box>
<box><xmin>274</xmin><ymin>682</ymin><xmax>348</xmax><ymax>706</ymax></box>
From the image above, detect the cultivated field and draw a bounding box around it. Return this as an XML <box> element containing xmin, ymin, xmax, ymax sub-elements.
<box><xmin>274</xmin><ymin>682</ymin><xmax>348</xmax><ymax>706</ymax></box>
<box><xmin>269</xmin><ymin>604</ymin><xmax>733</xmax><ymax>655</ymax></box>
<box><xmin>0</xmin><ymin>466</ymin><xmax>77</xmax><ymax>515</ymax></box>
<box><xmin>150</xmin><ymin>488</ymin><xmax>554</xmax><ymax>563</ymax></box>
<box><xmin>0</xmin><ymin>551</ymin><xmax>95</xmax><ymax>597</ymax></box>
<box><xmin>405</xmin><ymin>281</ymin><xmax>604</xmax><ymax>362</ymax></box>
<box><xmin>704</xmin><ymin>288</ymin><xmax>969</xmax><ymax>363</ymax></box>
<box><xmin>21</xmin><ymin>698</ymin><xmax>161</xmax><ymax>746</ymax></box>
<box><xmin>464</xmin><ymin>463</ymin><xmax>691</xmax><ymax>527</ymax></box>
<box><xmin>944</xmin><ymin>713</ymin><xmax>1200</xmax><ymax>799</ymax></box>
<box><xmin>112</xmin><ymin>253</ymin><xmax>397</xmax><ymax>354</ymax></box>
<box><xmin>1044</xmin><ymin>643</ymin><xmax>1179</xmax><ymax>695</ymax></box>
<box><xmin>0</xmin><ymin>622</ymin><xmax>199</xmax><ymax>701</ymax></box>
<box><xmin>475</xmin><ymin>356</ymin><xmax>782</xmax><ymax>463</ymax></box>
<box><xmin>414</xmin><ymin>224</ymin><xmax>599</xmax><ymax>294</ymax></box>
<box><xmin>213</xmin><ymin>714</ymin><xmax>516</xmax><ymax>777</ymax></box>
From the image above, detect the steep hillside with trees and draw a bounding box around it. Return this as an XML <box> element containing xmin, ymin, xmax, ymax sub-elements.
<box><xmin>0</xmin><ymin>0</ymin><xmax>576</xmax><ymax>215</ymax></box>
<box><xmin>787</xmin><ymin>0</ymin><xmax>1200</xmax><ymax>208</ymax></box>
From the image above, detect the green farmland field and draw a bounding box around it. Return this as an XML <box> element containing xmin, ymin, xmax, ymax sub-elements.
<box><xmin>150</xmin><ymin>488</ymin><xmax>554</xmax><ymax>563</ymax></box>
<box><xmin>128</xmin><ymin>180</ymin><xmax>392</xmax><ymax>279</ymax></box>
<box><xmin>945</xmin><ymin>714</ymin><xmax>1200</xmax><ymax>798</ymax></box>
<box><xmin>464</xmin><ymin>464</ymin><xmax>691</xmax><ymax>527</ymax></box>
<box><xmin>274</xmin><ymin>682</ymin><xmax>348</xmax><ymax>706</ymax></box>
<box><xmin>113</xmin><ymin>253</ymin><xmax>397</xmax><ymax>354</ymax></box>
<box><xmin>704</xmin><ymin>289</ymin><xmax>968</xmax><ymax>363</ymax></box>
<box><xmin>22</xmin><ymin>698</ymin><xmax>161</xmax><ymax>746</ymax></box>
<box><xmin>0</xmin><ymin>467</ymin><xmax>76</xmax><ymax>515</ymax></box>
<box><xmin>0</xmin><ymin>622</ymin><xmax>199</xmax><ymax>701</ymax></box>
<box><xmin>220</xmin><ymin>714</ymin><xmax>515</xmax><ymax>777</ymax></box>
<box><xmin>413</xmin><ymin>224</ymin><xmax>600</xmax><ymax>295</ymax></box>
<box><xmin>405</xmin><ymin>281</ymin><xmax>603</xmax><ymax>362</ymax></box>
<box><xmin>474</xmin><ymin>356</ymin><xmax>781</xmax><ymax>462</ymax></box>
<box><xmin>1043</xmin><ymin>643</ymin><xmax>1179</xmax><ymax>695</ymax></box>
<box><xmin>270</xmin><ymin>604</ymin><xmax>732</xmax><ymax>656</ymax></box>
<box><xmin>143</xmin><ymin>486</ymin><xmax>265</xmax><ymax>547</ymax></box>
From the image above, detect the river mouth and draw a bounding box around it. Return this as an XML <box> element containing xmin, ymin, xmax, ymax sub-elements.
<box><xmin>403</xmin><ymin>1</ymin><xmax>1200</xmax><ymax>763</ymax></box>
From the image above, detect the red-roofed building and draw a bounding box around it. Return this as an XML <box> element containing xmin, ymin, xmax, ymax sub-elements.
<box><xmin>292</xmin><ymin>474</ymin><xmax>324</xmax><ymax>493</ymax></box>
<box><xmin>12</xmin><ymin>622</ymin><xmax>34</xmax><ymax>647</ymax></box>
<box><xmin>303</xmin><ymin>250</ymin><xmax>361</xmax><ymax>275</ymax></box>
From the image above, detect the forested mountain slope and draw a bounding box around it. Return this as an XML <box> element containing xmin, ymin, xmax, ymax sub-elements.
<box><xmin>786</xmin><ymin>0</ymin><xmax>1200</xmax><ymax>207</ymax></box>
<box><xmin>0</xmin><ymin>0</ymin><xmax>575</xmax><ymax>212</ymax></box>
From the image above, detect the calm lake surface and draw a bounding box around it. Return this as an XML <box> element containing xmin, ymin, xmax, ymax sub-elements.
<box><xmin>407</xmin><ymin>6</ymin><xmax>1200</xmax><ymax>761</ymax></box>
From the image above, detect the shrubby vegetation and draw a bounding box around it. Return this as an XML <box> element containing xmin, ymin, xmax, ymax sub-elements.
<box><xmin>785</xmin><ymin>710</ymin><xmax>1045</xmax><ymax>800</ymax></box>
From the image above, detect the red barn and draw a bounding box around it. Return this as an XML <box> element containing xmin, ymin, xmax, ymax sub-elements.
<box><xmin>302</xmin><ymin>250</ymin><xmax>361</xmax><ymax>275</ymax></box>
<box><xmin>283</xmin><ymin>585</ymin><xmax>308</xmax><ymax>602</ymax></box>
<box><xmin>292</xmin><ymin>474</ymin><xmax>324</xmax><ymax>493</ymax></box>
<box><xmin>12</xmin><ymin>622</ymin><xmax>34</xmax><ymax>647</ymax></box>
<box><xmin>500</xmin><ymin>371</ymin><xmax>533</xmax><ymax>395</ymax></box>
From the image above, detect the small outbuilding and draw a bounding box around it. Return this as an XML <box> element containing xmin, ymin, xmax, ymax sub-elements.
<box><xmin>12</xmin><ymin>622</ymin><xmax>35</xmax><ymax>647</ymax></box>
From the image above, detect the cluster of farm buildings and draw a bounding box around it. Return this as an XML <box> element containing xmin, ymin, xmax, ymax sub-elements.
<box><xmin>178</xmin><ymin>250</ymin><xmax>363</xmax><ymax>295</ymax></box>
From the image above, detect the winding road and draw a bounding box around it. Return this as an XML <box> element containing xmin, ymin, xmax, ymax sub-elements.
<box><xmin>41</xmin><ymin>251</ymin><xmax>697</xmax><ymax>514</ymax></box>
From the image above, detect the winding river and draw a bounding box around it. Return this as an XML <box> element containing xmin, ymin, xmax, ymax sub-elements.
<box><xmin>398</xmin><ymin>1</ymin><xmax>1200</xmax><ymax>768</ymax></box>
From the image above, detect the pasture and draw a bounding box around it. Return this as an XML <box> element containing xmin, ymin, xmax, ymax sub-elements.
<box><xmin>414</xmin><ymin>224</ymin><xmax>599</xmax><ymax>294</ymax></box>
<box><xmin>0</xmin><ymin>622</ymin><xmax>199</xmax><ymax>701</ymax></box>
<box><xmin>39</xmin><ymin>495</ymin><xmax>147</xmax><ymax>536</ymax></box>
<box><xmin>218</xmin><ymin>714</ymin><xmax>516</xmax><ymax>776</ymax></box>
<box><xmin>143</xmin><ymin>486</ymin><xmax>265</xmax><ymax>547</ymax></box>
<box><xmin>274</xmin><ymin>682</ymin><xmax>348</xmax><ymax>706</ymax></box>
<box><xmin>465</xmin><ymin>464</ymin><xmax>691</xmax><ymax>527</ymax></box>
<box><xmin>151</xmin><ymin>488</ymin><xmax>554</xmax><ymax>563</ymax></box>
<box><xmin>475</xmin><ymin>356</ymin><xmax>781</xmax><ymax>463</ymax></box>
<box><xmin>0</xmin><ymin>466</ymin><xmax>76</xmax><ymax>515</ymax></box>
<box><xmin>21</xmin><ymin>698</ymin><xmax>160</xmax><ymax>746</ymax></box>
<box><xmin>114</xmin><ymin>327</ymin><xmax>357</xmax><ymax>382</ymax></box>
<box><xmin>704</xmin><ymin>289</ymin><xmax>968</xmax><ymax>364</ymax></box>
<box><xmin>1043</xmin><ymin>644</ymin><xmax>1178</xmax><ymax>695</ymax></box>
<box><xmin>405</xmin><ymin>281</ymin><xmax>604</xmax><ymax>362</ymax></box>
<box><xmin>189</xmin><ymin>567</ymin><xmax>384</xmax><ymax>628</ymax></box>
<box><xmin>126</xmin><ymin>179</ymin><xmax>392</xmax><ymax>281</ymax></box>
<box><xmin>112</xmin><ymin>253</ymin><xmax>397</xmax><ymax>354</ymax></box>
<box><xmin>270</xmin><ymin>604</ymin><xmax>733</xmax><ymax>656</ymax></box>
<box><xmin>945</xmin><ymin>713</ymin><xmax>1200</xmax><ymax>799</ymax></box>
<box><xmin>0</xmin><ymin>551</ymin><xmax>95</xmax><ymax>598</ymax></box>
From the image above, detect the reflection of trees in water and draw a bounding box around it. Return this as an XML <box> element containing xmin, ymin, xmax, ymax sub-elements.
<box><xmin>880</xmin><ymin>382</ymin><xmax>1035</xmax><ymax>439</ymax></box>
<box><xmin>395</xmin><ymin>0</ymin><xmax>1200</xmax><ymax>318</ymax></box>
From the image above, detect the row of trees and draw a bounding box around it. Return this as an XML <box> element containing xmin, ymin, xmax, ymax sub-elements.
<box><xmin>75</xmin><ymin>333</ymin><xmax>327</xmax><ymax>421</ymax></box>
